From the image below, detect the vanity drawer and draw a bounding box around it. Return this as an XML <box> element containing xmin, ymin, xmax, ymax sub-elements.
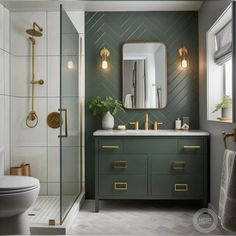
<box><xmin>99</xmin><ymin>175</ymin><xmax>147</xmax><ymax>196</ymax></box>
<box><xmin>152</xmin><ymin>174</ymin><xmax>203</xmax><ymax>197</ymax></box>
<box><xmin>99</xmin><ymin>154</ymin><xmax>147</xmax><ymax>175</ymax></box>
<box><xmin>99</xmin><ymin>139</ymin><xmax>123</xmax><ymax>153</ymax></box>
<box><xmin>178</xmin><ymin>139</ymin><xmax>203</xmax><ymax>154</ymax></box>
<box><xmin>151</xmin><ymin>154</ymin><xmax>203</xmax><ymax>175</ymax></box>
<box><xmin>123</xmin><ymin>138</ymin><xmax>178</xmax><ymax>154</ymax></box>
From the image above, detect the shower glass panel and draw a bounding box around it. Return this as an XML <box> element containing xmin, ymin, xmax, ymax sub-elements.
<box><xmin>60</xmin><ymin>6</ymin><xmax>81</xmax><ymax>223</ymax></box>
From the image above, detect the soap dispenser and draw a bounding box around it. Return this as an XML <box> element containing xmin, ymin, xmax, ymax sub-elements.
<box><xmin>175</xmin><ymin>118</ymin><xmax>181</xmax><ymax>130</ymax></box>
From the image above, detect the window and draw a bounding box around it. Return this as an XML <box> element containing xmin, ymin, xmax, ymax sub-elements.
<box><xmin>207</xmin><ymin>4</ymin><xmax>233</xmax><ymax>122</ymax></box>
<box><xmin>224</xmin><ymin>59</ymin><xmax>232</xmax><ymax>97</ymax></box>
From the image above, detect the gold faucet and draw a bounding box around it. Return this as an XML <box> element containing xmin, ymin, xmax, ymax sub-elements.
<box><xmin>153</xmin><ymin>121</ymin><xmax>163</xmax><ymax>130</ymax></box>
<box><xmin>130</xmin><ymin>121</ymin><xmax>139</xmax><ymax>130</ymax></box>
<box><xmin>144</xmin><ymin>113</ymin><xmax>149</xmax><ymax>130</ymax></box>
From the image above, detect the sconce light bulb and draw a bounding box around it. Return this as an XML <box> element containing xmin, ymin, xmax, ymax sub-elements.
<box><xmin>102</xmin><ymin>60</ymin><xmax>108</xmax><ymax>69</ymax></box>
<box><xmin>67</xmin><ymin>60</ymin><xmax>74</xmax><ymax>69</ymax></box>
<box><xmin>181</xmin><ymin>59</ymin><xmax>188</xmax><ymax>68</ymax></box>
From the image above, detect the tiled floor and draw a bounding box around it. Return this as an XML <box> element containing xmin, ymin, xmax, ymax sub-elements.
<box><xmin>68</xmin><ymin>200</ymin><xmax>223</xmax><ymax>235</ymax></box>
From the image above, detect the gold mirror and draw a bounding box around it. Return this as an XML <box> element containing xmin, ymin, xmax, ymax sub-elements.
<box><xmin>122</xmin><ymin>41</ymin><xmax>167</xmax><ymax>109</ymax></box>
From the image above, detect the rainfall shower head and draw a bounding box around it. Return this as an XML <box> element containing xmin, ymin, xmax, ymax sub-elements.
<box><xmin>26</xmin><ymin>22</ymin><xmax>43</xmax><ymax>37</ymax></box>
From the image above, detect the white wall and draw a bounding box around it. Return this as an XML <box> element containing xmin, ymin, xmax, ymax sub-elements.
<box><xmin>0</xmin><ymin>4</ymin><xmax>10</xmax><ymax>175</ymax></box>
<box><xmin>199</xmin><ymin>0</ymin><xmax>233</xmax><ymax>211</ymax></box>
<box><xmin>10</xmin><ymin>10</ymin><xmax>85</xmax><ymax>195</ymax></box>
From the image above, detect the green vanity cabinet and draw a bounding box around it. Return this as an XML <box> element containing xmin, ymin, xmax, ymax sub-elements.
<box><xmin>94</xmin><ymin>131</ymin><xmax>209</xmax><ymax>212</ymax></box>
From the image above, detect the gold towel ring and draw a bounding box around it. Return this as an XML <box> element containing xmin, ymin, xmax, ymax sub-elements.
<box><xmin>26</xmin><ymin>111</ymin><xmax>38</xmax><ymax>128</ymax></box>
<box><xmin>222</xmin><ymin>128</ymin><xmax>236</xmax><ymax>149</ymax></box>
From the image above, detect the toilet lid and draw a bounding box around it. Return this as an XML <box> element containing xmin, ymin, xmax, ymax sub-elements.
<box><xmin>0</xmin><ymin>176</ymin><xmax>40</xmax><ymax>194</ymax></box>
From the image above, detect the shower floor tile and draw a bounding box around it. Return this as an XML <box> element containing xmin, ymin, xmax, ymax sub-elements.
<box><xmin>28</xmin><ymin>195</ymin><xmax>75</xmax><ymax>225</ymax></box>
<box><xmin>28</xmin><ymin>196</ymin><xmax>60</xmax><ymax>225</ymax></box>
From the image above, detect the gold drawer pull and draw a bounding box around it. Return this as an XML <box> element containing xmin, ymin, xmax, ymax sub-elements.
<box><xmin>114</xmin><ymin>181</ymin><xmax>128</xmax><ymax>190</ymax></box>
<box><xmin>113</xmin><ymin>161</ymin><xmax>128</xmax><ymax>169</ymax></box>
<box><xmin>102</xmin><ymin>145</ymin><xmax>119</xmax><ymax>149</ymax></box>
<box><xmin>183</xmin><ymin>145</ymin><xmax>201</xmax><ymax>149</ymax></box>
<box><xmin>174</xmin><ymin>184</ymin><xmax>188</xmax><ymax>192</ymax></box>
<box><xmin>172</xmin><ymin>161</ymin><xmax>186</xmax><ymax>170</ymax></box>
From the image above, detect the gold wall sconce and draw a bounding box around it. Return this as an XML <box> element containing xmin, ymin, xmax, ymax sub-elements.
<box><xmin>100</xmin><ymin>47</ymin><xmax>110</xmax><ymax>70</ymax></box>
<box><xmin>179</xmin><ymin>47</ymin><xmax>188</xmax><ymax>68</ymax></box>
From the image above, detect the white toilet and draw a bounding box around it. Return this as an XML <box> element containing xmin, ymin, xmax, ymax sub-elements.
<box><xmin>0</xmin><ymin>147</ymin><xmax>40</xmax><ymax>235</ymax></box>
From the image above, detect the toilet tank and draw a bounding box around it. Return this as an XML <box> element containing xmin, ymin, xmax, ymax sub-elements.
<box><xmin>0</xmin><ymin>146</ymin><xmax>4</xmax><ymax>176</ymax></box>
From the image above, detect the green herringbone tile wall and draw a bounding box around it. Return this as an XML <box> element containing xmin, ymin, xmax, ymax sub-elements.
<box><xmin>85</xmin><ymin>11</ymin><xmax>199</xmax><ymax>198</ymax></box>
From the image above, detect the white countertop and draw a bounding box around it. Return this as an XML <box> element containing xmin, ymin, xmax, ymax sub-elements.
<box><xmin>93</xmin><ymin>129</ymin><xmax>210</xmax><ymax>137</ymax></box>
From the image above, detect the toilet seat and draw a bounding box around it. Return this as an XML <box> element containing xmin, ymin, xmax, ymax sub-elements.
<box><xmin>0</xmin><ymin>176</ymin><xmax>40</xmax><ymax>194</ymax></box>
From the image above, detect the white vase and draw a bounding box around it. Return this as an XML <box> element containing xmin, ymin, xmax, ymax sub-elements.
<box><xmin>102</xmin><ymin>112</ymin><xmax>114</xmax><ymax>130</ymax></box>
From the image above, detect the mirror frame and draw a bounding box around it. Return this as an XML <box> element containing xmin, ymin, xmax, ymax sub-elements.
<box><xmin>121</xmin><ymin>40</ymin><xmax>168</xmax><ymax>110</ymax></box>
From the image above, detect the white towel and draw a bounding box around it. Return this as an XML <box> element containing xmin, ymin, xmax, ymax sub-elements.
<box><xmin>219</xmin><ymin>149</ymin><xmax>236</xmax><ymax>232</ymax></box>
<box><xmin>124</xmin><ymin>94</ymin><xmax>133</xmax><ymax>108</ymax></box>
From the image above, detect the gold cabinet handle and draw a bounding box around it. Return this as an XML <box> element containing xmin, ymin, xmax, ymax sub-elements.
<box><xmin>102</xmin><ymin>145</ymin><xmax>119</xmax><ymax>149</ymax></box>
<box><xmin>58</xmin><ymin>108</ymin><xmax>68</xmax><ymax>138</ymax></box>
<box><xmin>174</xmin><ymin>184</ymin><xmax>188</xmax><ymax>192</ymax></box>
<box><xmin>113</xmin><ymin>181</ymin><xmax>128</xmax><ymax>190</ymax></box>
<box><xmin>113</xmin><ymin>161</ymin><xmax>128</xmax><ymax>169</ymax></box>
<box><xmin>172</xmin><ymin>161</ymin><xmax>186</xmax><ymax>170</ymax></box>
<box><xmin>183</xmin><ymin>145</ymin><xmax>201</xmax><ymax>149</ymax></box>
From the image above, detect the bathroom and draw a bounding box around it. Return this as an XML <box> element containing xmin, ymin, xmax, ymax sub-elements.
<box><xmin>0</xmin><ymin>0</ymin><xmax>236</xmax><ymax>235</ymax></box>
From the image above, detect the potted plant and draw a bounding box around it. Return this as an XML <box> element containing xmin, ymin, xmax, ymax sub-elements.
<box><xmin>89</xmin><ymin>96</ymin><xmax>124</xmax><ymax>129</ymax></box>
<box><xmin>212</xmin><ymin>95</ymin><xmax>232</xmax><ymax>119</ymax></box>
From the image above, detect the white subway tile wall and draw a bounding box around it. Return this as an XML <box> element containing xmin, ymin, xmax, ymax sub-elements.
<box><xmin>0</xmin><ymin>4</ymin><xmax>10</xmax><ymax>175</ymax></box>
<box><xmin>10</xmin><ymin>12</ymin><xmax>47</xmax><ymax>56</ymax></box>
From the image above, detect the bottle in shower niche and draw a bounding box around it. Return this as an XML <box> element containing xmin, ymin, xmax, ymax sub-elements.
<box><xmin>175</xmin><ymin>118</ymin><xmax>182</xmax><ymax>130</ymax></box>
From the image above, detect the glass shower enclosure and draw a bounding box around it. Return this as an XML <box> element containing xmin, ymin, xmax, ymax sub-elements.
<box><xmin>59</xmin><ymin>5</ymin><xmax>81</xmax><ymax>223</ymax></box>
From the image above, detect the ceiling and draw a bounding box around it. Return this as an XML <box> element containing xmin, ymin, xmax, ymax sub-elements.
<box><xmin>0</xmin><ymin>0</ymin><xmax>203</xmax><ymax>12</ymax></box>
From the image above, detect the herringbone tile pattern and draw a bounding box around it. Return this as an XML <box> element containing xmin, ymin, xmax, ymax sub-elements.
<box><xmin>68</xmin><ymin>200</ymin><xmax>222</xmax><ymax>235</ymax></box>
<box><xmin>85</xmin><ymin>12</ymin><xmax>199</xmax><ymax>198</ymax></box>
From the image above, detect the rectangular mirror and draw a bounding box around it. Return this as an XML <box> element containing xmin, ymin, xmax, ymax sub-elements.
<box><xmin>122</xmin><ymin>41</ymin><xmax>167</xmax><ymax>109</ymax></box>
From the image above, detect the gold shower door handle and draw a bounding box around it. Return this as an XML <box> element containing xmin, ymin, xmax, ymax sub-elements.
<box><xmin>58</xmin><ymin>108</ymin><xmax>68</xmax><ymax>138</ymax></box>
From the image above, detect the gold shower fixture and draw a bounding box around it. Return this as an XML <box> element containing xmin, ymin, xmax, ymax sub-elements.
<box><xmin>26</xmin><ymin>22</ymin><xmax>43</xmax><ymax>37</ymax></box>
<box><xmin>25</xmin><ymin>22</ymin><xmax>44</xmax><ymax>128</ymax></box>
